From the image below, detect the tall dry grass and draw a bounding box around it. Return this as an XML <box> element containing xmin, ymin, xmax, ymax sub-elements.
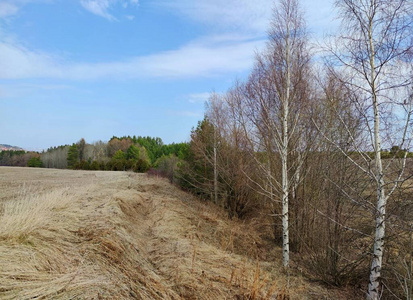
<box><xmin>0</xmin><ymin>168</ymin><xmax>346</xmax><ymax>299</ymax></box>
<box><xmin>0</xmin><ymin>180</ymin><xmax>173</xmax><ymax>299</ymax></box>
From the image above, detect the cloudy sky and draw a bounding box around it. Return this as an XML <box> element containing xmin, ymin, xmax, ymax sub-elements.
<box><xmin>0</xmin><ymin>0</ymin><xmax>336</xmax><ymax>150</ymax></box>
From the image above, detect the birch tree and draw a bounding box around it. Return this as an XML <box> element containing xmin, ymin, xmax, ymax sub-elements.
<box><xmin>327</xmin><ymin>1</ymin><xmax>413</xmax><ymax>298</ymax></box>
<box><xmin>239</xmin><ymin>0</ymin><xmax>311</xmax><ymax>268</ymax></box>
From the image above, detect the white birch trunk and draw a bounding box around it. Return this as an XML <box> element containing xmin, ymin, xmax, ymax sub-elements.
<box><xmin>367</xmin><ymin>20</ymin><xmax>386</xmax><ymax>300</ymax></box>
<box><xmin>281</xmin><ymin>147</ymin><xmax>289</xmax><ymax>268</ymax></box>
<box><xmin>291</xmin><ymin>151</ymin><xmax>302</xmax><ymax>201</ymax></box>
<box><xmin>281</xmin><ymin>21</ymin><xmax>291</xmax><ymax>268</ymax></box>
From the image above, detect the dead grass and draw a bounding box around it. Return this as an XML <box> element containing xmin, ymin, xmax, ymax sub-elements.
<box><xmin>0</xmin><ymin>167</ymin><xmax>346</xmax><ymax>299</ymax></box>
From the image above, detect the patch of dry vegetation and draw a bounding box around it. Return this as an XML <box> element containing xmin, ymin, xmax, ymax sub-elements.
<box><xmin>0</xmin><ymin>167</ymin><xmax>346</xmax><ymax>299</ymax></box>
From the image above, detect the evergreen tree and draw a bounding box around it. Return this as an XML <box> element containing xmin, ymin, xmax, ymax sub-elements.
<box><xmin>67</xmin><ymin>144</ymin><xmax>79</xmax><ymax>169</ymax></box>
<box><xmin>113</xmin><ymin>149</ymin><xmax>126</xmax><ymax>160</ymax></box>
<box><xmin>27</xmin><ymin>157</ymin><xmax>43</xmax><ymax>168</ymax></box>
<box><xmin>126</xmin><ymin>145</ymin><xmax>140</xmax><ymax>161</ymax></box>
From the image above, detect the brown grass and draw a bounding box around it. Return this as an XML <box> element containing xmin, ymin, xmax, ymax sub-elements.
<box><xmin>0</xmin><ymin>167</ymin><xmax>345</xmax><ymax>299</ymax></box>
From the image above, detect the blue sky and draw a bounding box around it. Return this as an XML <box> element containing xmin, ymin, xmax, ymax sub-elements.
<box><xmin>0</xmin><ymin>0</ymin><xmax>335</xmax><ymax>151</ymax></box>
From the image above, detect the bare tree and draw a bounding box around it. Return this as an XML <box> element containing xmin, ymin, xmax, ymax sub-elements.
<box><xmin>304</xmin><ymin>72</ymin><xmax>372</xmax><ymax>286</ymax></box>
<box><xmin>92</xmin><ymin>140</ymin><xmax>108</xmax><ymax>162</ymax></box>
<box><xmin>40</xmin><ymin>146</ymin><xmax>69</xmax><ymax>169</ymax></box>
<box><xmin>206</xmin><ymin>91</ymin><xmax>262</xmax><ymax>218</ymax></box>
<box><xmin>234</xmin><ymin>0</ymin><xmax>311</xmax><ymax>268</ymax></box>
<box><xmin>77</xmin><ymin>138</ymin><xmax>86</xmax><ymax>161</ymax></box>
<box><xmin>327</xmin><ymin>1</ymin><xmax>413</xmax><ymax>298</ymax></box>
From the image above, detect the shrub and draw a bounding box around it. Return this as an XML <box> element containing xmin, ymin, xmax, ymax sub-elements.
<box><xmin>90</xmin><ymin>161</ymin><xmax>100</xmax><ymax>170</ymax></box>
<box><xmin>27</xmin><ymin>157</ymin><xmax>43</xmax><ymax>168</ymax></box>
<box><xmin>134</xmin><ymin>159</ymin><xmax>149</xmax><ymax>173</ymax></box>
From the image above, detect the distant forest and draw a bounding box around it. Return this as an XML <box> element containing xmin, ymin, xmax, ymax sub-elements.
<box><xmin>0</xmin><ymin>135</ymin><xmax>409</xmax><ymax>172</ymax></box>
<box><xmin>0</xmin><ymin>136</ymin><xmax>189</xmax><ymax>173</ymax></box>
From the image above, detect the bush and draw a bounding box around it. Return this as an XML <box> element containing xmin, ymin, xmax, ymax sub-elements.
<box><xmin>111</xmin><ymin>159</ymin><xmax>126</xmax><ymax>171</ymax></box>
<box><xmin>90</xmin><ymin>161</ymin><xmax>100</xmax><ymax>170</ymax></box>
<box><xmin>27</xmin><ymin>157</ymin><xmax>43</xmax><ymax>168</ymax></box>
<box><xmin>105</xmin><ymin>160</ymin><xmax>113</xmax><ymax>171</ymax></box>
<box><xmin>134</xmin><ymin>159</ymin><xmax>149</xmax><ymax>173</ymax></box>
<box><xmin>75</xmin><ymin>160</ymin><xmax>90</xmax><ymax>170</ymax></box>
<box><xmin>125</xmin><ymin>159</ymin><xmax>135</xmax><ymax>171</ymax></box>
<box><xmin>155</xmin><ymin>155</ymin><xmax>179</xmax><ymax>183</ymax></box>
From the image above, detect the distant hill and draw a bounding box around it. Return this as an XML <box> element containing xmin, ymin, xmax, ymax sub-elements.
<box><xmin>0</xmin><ymin>144</ymin><xmax>24</xmax><ymax>151</ymax></box>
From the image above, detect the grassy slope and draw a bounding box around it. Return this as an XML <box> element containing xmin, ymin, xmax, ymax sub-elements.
<box><xmin>0</xmin><ymin>167</ymin><xmax>348</xmax><ymax>299</ymax></box>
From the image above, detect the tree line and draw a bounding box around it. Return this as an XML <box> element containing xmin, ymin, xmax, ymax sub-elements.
<box><xmin>0</xmin><ymin>150</ymin><xmax>42</xmax><ymax>168</ymax></box>
<box><xmin>0</xmin><ymin>136</ymin><xmax>189</xmax><ymax>173</ymax></box>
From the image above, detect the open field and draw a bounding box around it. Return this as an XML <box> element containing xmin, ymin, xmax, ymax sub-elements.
<box><xmin>0</xmin><ymin>167</ymin><xmax>350</xmax><ymax>299</ymax></box>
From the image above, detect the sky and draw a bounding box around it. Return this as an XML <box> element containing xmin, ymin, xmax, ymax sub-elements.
<box><xmin>0</xmin><ymin>0</ymin><xmax>336</xmax><ymax>151</ymax></box>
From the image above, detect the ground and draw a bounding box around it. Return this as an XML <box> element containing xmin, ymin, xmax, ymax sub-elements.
<box><xmin>0</xmin><ymin>167</ymin><xmax>348</xmax><ymax>299</ymax></box>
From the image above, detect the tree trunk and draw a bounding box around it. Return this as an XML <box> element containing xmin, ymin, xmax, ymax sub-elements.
<box><xmin>367</xmin><ymin>20</ymin><xmax>386</xmax><ymax>300</ymax></box>
<box><xmin>281</xmin><ymin>21</ymin><xmax>291</xmax><ymax>268</ymax></box>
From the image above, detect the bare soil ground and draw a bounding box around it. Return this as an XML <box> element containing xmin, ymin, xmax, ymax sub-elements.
<box><xmin>0</xmin><ymin>167</ymin><xmax>348</xmax><ymax>299</ymax></box>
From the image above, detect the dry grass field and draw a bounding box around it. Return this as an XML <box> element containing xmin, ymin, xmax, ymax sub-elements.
<box><xmin>0</xmin><ymin>167</ymin><xmax>348</xmax><ymax>299</ymax></box>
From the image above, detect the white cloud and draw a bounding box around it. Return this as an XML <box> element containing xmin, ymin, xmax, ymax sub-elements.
<box><xmin>0</xmin><ymin>35</ymin><xmax>264</xmax><ymax>80</ymax></box>
<box><xmin>79</xmin><ymin>0</ymin><xmax>139</xmax><ymax>21</ymax></box>
<box><xmin>188</xmin><ymin>92</ymin><xmax>211</xmax><ymax>104</ymax></box>
<box><xmin>80</xmin><ymin>0</ymin><xmax>116</xmax><ymax>21</ymax></box>
<box><xmin>0</xmin><ymin>0</ymin><xmax>335</xmax><ymax>81</ymax></box>
<box><xmin>136</xmin><ymin>37</ymin><xmax>264</xmax><ymax>78</ymax></box>
<box><xmin>0</xmin><ymin>2</ymin><xmax>19</xmax><ymax>18</ymax></box>
<box><xmin>0</xmin><ymin>43</ymin><xmax>61</xmax><ymax>79</ymax></box>
<box><xmin>0</xmin><ymin>1</ymin><xmax>58</xmax><ymax>19</ymax></box>
<box><xmin>154</xmin><ymin>0</ymin><xmax>273</xmax><ymax>34</ymax></box>
<box><xmin>154</xmin><ymin>0</ymin><xmax>336</xmax><ymax>39</ymax></box>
